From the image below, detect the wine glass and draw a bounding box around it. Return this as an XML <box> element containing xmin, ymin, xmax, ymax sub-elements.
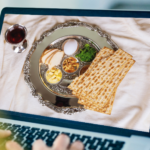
<box><xmin>5</xmin><ymin>24</ymin><xmax>28</xmax><ymax>53</ymax></box>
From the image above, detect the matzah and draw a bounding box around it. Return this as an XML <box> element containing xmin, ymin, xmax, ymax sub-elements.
<box><xmin>68</xmin><ymin>47</ymin><xmax>115</xmax><ymax>91</ymax></box>
<box><xmin>84</xmin><ymin>91</ymin><xmax>117</xmax><ymax>115</ymax></box>
<box><xmin>74</xmin><ymin>49</ymin><xmax>133</xmax><ymax>103</ymax></box>
<box><xmin>68</xmin><ymin>46</ymin><xmax>135</xmax><ymax>115</ymax></box>
<box><xmin>83</xmin><ymin>59</ymin><xmax>135</xmax><ymax>114</ymax></box>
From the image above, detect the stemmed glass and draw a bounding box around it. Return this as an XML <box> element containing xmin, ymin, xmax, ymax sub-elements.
<box><xmin>5</xmin><ymin>24</ymin><xmax>27</xmax><ymax>53</ymax></box>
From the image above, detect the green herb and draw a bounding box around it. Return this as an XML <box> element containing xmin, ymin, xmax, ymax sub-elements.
<box><xmin>75</xmin><ymin>44</ymin><xmax>97</xmax><ymax>62</ymax></box>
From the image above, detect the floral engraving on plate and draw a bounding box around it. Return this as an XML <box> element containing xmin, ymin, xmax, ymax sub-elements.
<box><xmin>39</xmin><ymin>36</ymin><xmax>99</xmax><ymax>97</ymax></box>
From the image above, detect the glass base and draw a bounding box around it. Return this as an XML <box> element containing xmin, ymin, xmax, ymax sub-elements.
<box><xmin>13</xmin><ymin>40</ymin><xmax>27</xmax><ymax>53</ymax></box>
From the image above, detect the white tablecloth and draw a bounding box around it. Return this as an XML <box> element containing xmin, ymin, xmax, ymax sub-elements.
<box><xmin>0</xmin><ymin>15</ymin><xmax>150</xmax><ymax>132</ymax></box>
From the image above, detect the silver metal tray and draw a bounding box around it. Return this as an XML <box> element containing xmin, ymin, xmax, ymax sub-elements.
<box><xmin>23</xmin><ymin>21</ymin><xmax>118</xmax><ymax>114</ymax></box>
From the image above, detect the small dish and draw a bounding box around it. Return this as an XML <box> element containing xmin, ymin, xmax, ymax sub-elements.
<box><xmin>75</xmin><ymin>44</ymin><xmax>97</xmax><ymax>63</ymax></box>
<box><xmin>79</xmin><ymin>65</ymin><xmax>90</xmax><ymax>75</ymax></box>
<box><xmin>45</xmin><ymin>67</ymin><xmax>63</xmax><ymax>85</ymax></box>
<box><xmin>62</xmin><ymin>56</ymin><xmax>80</xmax><ymax>74</ymax></box>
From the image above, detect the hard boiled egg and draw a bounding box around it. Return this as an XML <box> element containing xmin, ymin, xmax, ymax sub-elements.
<box><xmin>62</xmin><ymin>39</ymin><xmax>79</xmax><ymax>55</ymax></box>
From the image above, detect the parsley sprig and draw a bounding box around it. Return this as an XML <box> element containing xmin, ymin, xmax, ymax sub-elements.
<box><xmin>75</xmin><ymin>44</ymin><xmax>97</xmax><ymax>62</ymax></box>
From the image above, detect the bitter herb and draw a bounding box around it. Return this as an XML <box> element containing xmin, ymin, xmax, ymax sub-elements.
<box><xmin>75</xmin><ymin>44</ymin><xmax>97</xmax><ymax>62</ymax></box>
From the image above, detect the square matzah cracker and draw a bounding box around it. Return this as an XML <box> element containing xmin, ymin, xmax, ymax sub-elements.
<box><xmin>83</xmin><ymin>59</ymin><xmax>135</xmax><ymax>114</ymax></box>
<box><xmin>78</xmin><ymin>59</ymin><xmax>135</xmax><ymax>105</ymax></box>
<box><xmin>84</xmin><ymin>91</ymin><xmax>117</xmax><ymax>115</ymax></box>
<box><xmin>68</xmin><ymin>47</ymin><xmax>115</xmax><ymax>92</ymax></box>
<box><xmin>74</xmin><ymin>49</ymin><xmax>133</xmax><ymax>103</ymax></box>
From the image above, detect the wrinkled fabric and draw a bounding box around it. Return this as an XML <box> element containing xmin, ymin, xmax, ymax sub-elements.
<box><xmin>0</xmin><ymin>15</ymin><xmax>150</xmax><ymax>132</ymax></box>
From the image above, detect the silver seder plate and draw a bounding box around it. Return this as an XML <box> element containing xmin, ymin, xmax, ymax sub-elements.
<box><xmin>23</xmin><ymin>21</ymin><xmax>118</xmax><ymax>114</ymax></box>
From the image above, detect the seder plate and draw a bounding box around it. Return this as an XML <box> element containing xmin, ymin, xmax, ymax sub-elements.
<box><xmin>23</xmin><ymin>21</ymin><xmax>118</xmax><ymax>114</ymax></box>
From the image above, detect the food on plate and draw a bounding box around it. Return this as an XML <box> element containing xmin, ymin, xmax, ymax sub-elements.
<box><xmin>41</xmin><ymin>48</ymin><xmax>64</xmax><ymax>70</ymax></box>
<box><xmin>48</xmin><ymin>51</ymin><xmax>64</xmax><ymax>69</ymax></box>
<box><xmin>80</xmin><ymin>65</ymin><xmax>90</xmax><ymax>75</ymax></box>
<box><xmin>62</xmin><ymin>39</ymin><xmax>79</xmax><ymax>55</ymax></box>
<box><xmin>46</xmin><ymin>67</ymin><xmax>62</xmax><ymax>84</ymax></box>
<box><xmin>63</xmin><ymin>57</ymin><xmax>79</xmax><ymax>73</ymax></box>
<box><xmin>68</xmin><ymin>47</ymin><xmax>135</xmax><ymax>115</ymax></box>
<box><xmin>75</xmin><ymin>44</ymin><xmax>97</xmax><ymax>62</ymax></box>
<box><xmin>41</xmin><ymin>49</ymin><xmax>58</xmax><ymax>63</ymax></box>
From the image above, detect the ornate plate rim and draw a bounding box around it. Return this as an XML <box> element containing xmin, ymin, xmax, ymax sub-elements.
<box><xmin>23</xmin><ymin>21</ymin><xmax>118</xmax><ymax>115</ymax></box>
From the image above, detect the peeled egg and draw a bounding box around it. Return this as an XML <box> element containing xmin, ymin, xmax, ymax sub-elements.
<box><xmin>62</xmin><ymin>39</ymin><xmax>78</xmax><ymax>55</ymax></box>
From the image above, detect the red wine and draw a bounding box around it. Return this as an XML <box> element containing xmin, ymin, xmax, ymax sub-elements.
<box><xmin>6</xmin><ymin>26</ymin><xmax>26</xmax><ymax>44</ymax></box>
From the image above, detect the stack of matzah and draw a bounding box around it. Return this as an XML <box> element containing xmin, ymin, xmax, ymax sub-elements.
<box><xmin>68</xmin><ymin>47</ymin><xmax>135</xmax><ymax>115</ymax></box>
